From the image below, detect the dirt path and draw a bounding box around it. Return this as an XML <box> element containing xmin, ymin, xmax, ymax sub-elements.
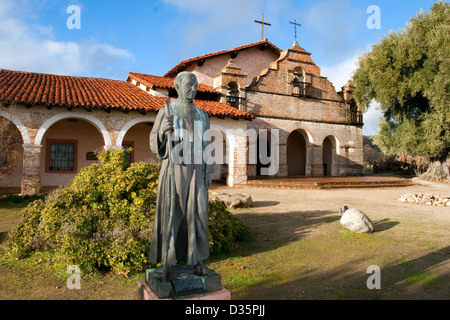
<box><xmin>209</xmin><ymin>181</ymin><xmax>449</xmax><ymax>299</ymax></box>
<box><xmin>215</xmin><ymin>181</ymin><xmax>450</xmax><ymax>225</ymax></box>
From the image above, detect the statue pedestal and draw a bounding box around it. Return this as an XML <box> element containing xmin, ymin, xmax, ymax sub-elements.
<box><xmin>137</xmin><ymin>280</ymin><xmax>231</xmax><ymax>300</ymax></box>
<box><xmin>138</xmin><ymin>265</ymin><xmax>230</xmax><ymax>300</ymax></box>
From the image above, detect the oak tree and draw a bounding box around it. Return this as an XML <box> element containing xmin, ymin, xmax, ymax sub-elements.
<box><xmin>353</xmin><ymin>1</ymin><xmax>449</xmax><ymax>181</ymax></box>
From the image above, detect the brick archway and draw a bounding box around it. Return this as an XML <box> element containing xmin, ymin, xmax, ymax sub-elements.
<box><xmin>287</xmin><ymin>128</ymin><xmax>314</xmax><ymax>176</ymax></box>
<box><xmin>0</xmin><ymin>110</ymin><xmax>31</xmax><ymax>145</ymax></box>
<box><xmin>116</xmin><ymin>116</ymin><xmax>157</xmax><ymax>148</ymax></box>
<box><xmin>34</xmin><ymin>112</ymin><xmax>112</xmax><ymax>147</ymax></box>
<box><xmin>322</xmin><ymin>135</ymin><xmax>339</xmax><ymax>176</ymax></box>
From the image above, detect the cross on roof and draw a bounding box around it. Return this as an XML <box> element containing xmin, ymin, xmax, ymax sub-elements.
<box><xmin>289</xmin><ymin>19</ymin><xmax>302</xmax><ymax>41</ymax></box>
<box><xmin>254</xmin><ymin>13</ymin><xmax>271</xmax><ymax>41</ymax></box>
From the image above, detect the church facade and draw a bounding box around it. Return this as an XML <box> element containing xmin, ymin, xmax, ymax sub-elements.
<box><xmin>0</xmin><ymin>40</ymin><xmax>363</xmax><ymax>195</ymax></box>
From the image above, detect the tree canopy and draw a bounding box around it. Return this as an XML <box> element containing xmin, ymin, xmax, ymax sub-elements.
<box><xmin>353</xmin><ymin>1</ymin><xmax>449</xmax><ymax>161</ymax></box>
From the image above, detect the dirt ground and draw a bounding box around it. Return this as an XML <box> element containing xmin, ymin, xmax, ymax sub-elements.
<box><xmin>209</xmin><ymin>180</ymin><xmax>449</xmax><ymax>300</ymax></box>
<box><xmin>230</xmin><ymin>180</ymin><xmax>450</xmax><ymax>232</ymax></box>
<box><xmin>0</xmin><ymin>179</ymin><xmax>448</xmax><ymax>300</ymax></box>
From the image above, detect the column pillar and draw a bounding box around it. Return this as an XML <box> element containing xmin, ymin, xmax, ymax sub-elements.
<box><xmin>277</xmin><ymin>142</ymin><xmax>288</xmax><ymax>177</ymax></box>
<box><xmin>227</xmin><ymin>134</ymin><xmax>248</xmax><ymax>187</ymax></box>
<box><xmin>21</xmin><ymin>144</ymin><xmax>42</xmax><ymax>195</ymax></box>
<box><xmin>307</xmin><ymin>144</ymin><xmax>324</xmax><ymax>177</ymax></box>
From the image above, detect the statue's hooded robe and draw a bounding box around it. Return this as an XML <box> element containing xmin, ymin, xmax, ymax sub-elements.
<box><xmin>149</xmin><ymin>101</ymin><xmax>214</xmax><ymax>266</ymax></box>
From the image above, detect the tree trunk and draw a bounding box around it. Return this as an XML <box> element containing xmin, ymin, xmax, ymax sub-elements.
<box><xmin>419</xmin><ymin>156</ymin><xmax>450</xmax><ymax>182</ymax></box>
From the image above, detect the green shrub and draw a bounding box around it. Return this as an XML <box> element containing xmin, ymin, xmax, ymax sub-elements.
<box><xmin>208</xmin><ymin>200</ymin><xmax>251</xmax><ymax>254</ymax></box>
<box><xmin>8</xmin><ymin>149</ymin><xmax>250</xmax><ymax>275</ymax></box>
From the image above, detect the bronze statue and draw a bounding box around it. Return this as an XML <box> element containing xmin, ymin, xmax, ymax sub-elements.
<box><xmin>149</xmin><ymin>71</ymin><xmax>214</xmax><ymax>272</ymax></box>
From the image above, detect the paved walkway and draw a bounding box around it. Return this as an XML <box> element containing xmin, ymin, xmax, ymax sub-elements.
<box><xmin>410</xmin><ymin>178</ymin><xmax>450</xmax><ymax>190</ymax></box>
<box><xmin>213</xmin><ymin>175</ymin><xmax>414</xmax><ymax>190</ymax></box>
<box><xmin>2</xmin><ymin>176</ymin><xmax>424</xmax><ymax>196</ymax></box>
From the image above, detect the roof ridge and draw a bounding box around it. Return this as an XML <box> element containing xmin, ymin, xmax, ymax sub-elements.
<box><xmin>0</xmin><ymin>68</ymin><xmax>125</xmax><ymax>83</ymax></box>
<box><xmin>128</xmin><ymin>72</ymin><xmax>219</xmax><ymax>94</ymax></box>
<box><xmin>163</xmin><ymin>40</ymin><xmax>281</xmax><ymax>78</ymax></box>
<box><xmin>129</xmin><ymin>71</ymin><xmax>170</xmax><ymax>78</ymax></box>
<box><xmin>182</xmin><ymin>39</ymin><xmax>281</xmax><ymax>64</ymax></box>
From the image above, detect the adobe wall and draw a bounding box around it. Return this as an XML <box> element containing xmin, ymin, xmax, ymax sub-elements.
<box><xmin>185</xmin><ymin>46</ymin><xmax>279</xmax><ymax>88</ymax></box>
<box><xmin>244</xmin><ymin>45</ymin><xmax>349</xmax><ymax>124</ymax></box>
<box><xmin>248</xmin><ymin>47</ymin><xmax>341</xmax><ymax>99</ymax></box>
<box><xmin>248</xmin><ymin>117</ymin><xmax>363</xmax><ymax>177</ymax></box>
<box><xmin>0</xmin><ymin>104</ymin><xmax>249</xmax><ymax>194</ymax></box>
<box><xmin>246</xmin><ymin>90</ymin><xmax>348</xmax><ymax>123</ymax></box>
<box><xmin>40</xmin><ymin>119</ymin><xmax>105</xmax><ymax>187</ymax></box>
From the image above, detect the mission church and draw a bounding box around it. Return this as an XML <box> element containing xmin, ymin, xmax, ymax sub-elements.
<box><xmin>0</xmin><ymin>39</ymin><xmax>364</xmax><ymax>195</ymax></box>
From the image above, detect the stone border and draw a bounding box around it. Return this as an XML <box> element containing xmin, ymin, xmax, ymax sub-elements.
<box><xmin>399</xmin><ymin>193</ymin><xmax>450</xmax><ymax>207</ymax></box>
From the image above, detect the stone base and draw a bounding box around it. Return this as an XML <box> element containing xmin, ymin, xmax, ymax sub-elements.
<box><xmin>144</xmin><ymin>265</ymin><xmax>224</xmax><ymax>299</ymax></box>
<box><xmin>137</xmin><ymin>280</ymin><xmax>231</xmax><ymax>300</ymax></box>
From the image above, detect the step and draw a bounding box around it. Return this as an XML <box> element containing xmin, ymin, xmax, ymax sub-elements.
<box><xmin>237</xmin><ymin>177</ymin><xmax>413</xmax><ymax>190</ymax></box>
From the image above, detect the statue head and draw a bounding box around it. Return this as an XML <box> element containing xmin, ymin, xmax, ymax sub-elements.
<box><xmin>174</xmin><ymin>72</ymin><xmax>198</xmax><ymax>103</ymax></box>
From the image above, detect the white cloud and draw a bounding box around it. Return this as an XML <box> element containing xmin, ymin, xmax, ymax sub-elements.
<box><xmin>321</xmin><ymin>53</ymin><xmax>360</xmax><ymax>90</ymax></box>
<box><xmin>362</xmin><ymin>101</ymin><xmax>383</xmax><ymax>136</ymax></box>
<box><xmin>303</xmin><ymin>0</ymin><xmax>363</xmax><ymax>64</ymax></box>
<box><xmin>0</xmin><ymin>0</ymin><xmax>12</xmax><ymax>17</ymax></box>
<box><xmin>0</xmin><ymin>0</ymin><xmax>135</xmax><ymax>79</ymax></box>
<box><xmin>162</xmin><ymin>0</ymin><xmax>263</xmax><ymax>59</ymax></box>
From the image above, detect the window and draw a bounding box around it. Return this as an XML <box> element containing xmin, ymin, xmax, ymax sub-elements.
<box><xmin>46</xmin><ymin>140</ymin><xmax>77</xmax><ymax>173</ymax></box>
<box><xmin>226</xmin><ymin>82</ymin><xmax>244</xmax><ymax>109</ymax></box>
<box><xmin>291</xmin><ymin>66</ymin><xmax>309</xmax><ymax>97</ymax></box>
<box><xmin>122</xmin><ymin>141</ymin><xmax>135</xmax><ymax>163</ymax></box>
<box><xmin>292</xmin><ymin>70</ymin><xmax>312</xmax><ymax>98</ymax></box>
<box><xmin>293</xmin><ymin>67</ymin><xmax>304</xmax><ymax>80</ymax></box>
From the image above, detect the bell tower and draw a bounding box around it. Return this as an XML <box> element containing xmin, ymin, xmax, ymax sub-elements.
<box><xmin>213</xmin><ymin>59</ymin><xmax>248</xmax><ymax>110</ymax></box>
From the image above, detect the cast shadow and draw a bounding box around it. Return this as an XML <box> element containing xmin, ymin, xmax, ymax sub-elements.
<box><xmin>219</xmin><ymin>210</ymin><xmax>341</xmax><ymax>259</ymax></box>
<box><xmin>374</xmin><ymin>218</ymin><xmax>400</xmax><ymax>232</ymax></box>
<box><xmin>0</xmin><ymin>231</ymin><xmax>7</xmax><ymax>244</ymax></box>
<box><xmin>251</xmin><ymin>201</ymin><xmax>280</xmax><ymax>208</ymax></box>
<box><xmin>236</xmin><ymin>245</ymin><xmax>450</xmax><ymax>300</ymax></box>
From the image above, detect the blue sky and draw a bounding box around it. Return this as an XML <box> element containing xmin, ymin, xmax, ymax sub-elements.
<box><xmin>0</xmin><ymin>0</ymin><xmax>440</xmax><ymax>135</ymax></box>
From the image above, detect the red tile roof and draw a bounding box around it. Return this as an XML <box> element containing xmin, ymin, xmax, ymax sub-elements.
<box><xmin>0</xmin><ymin>69</ymin><xmax>161</xmax><ymax>112</ymax></box>
<box><xmin>164</xmin><ymin>40</ymin><xmax>281</xmax><ymax>78</ymax></box>
<box><xmin>0</xmin><ymin>69</ymin><xmax>254</xmax><ymax>120</ymax></box>
<box><xmin>128</xmin><ymin>72</ymin><xmax>219</xmax><ymax>94</ymax></box>
<box><xmin>194</xmin><ymin>99</ymin><xmax>254</xmax><ymax>120</ymax></box>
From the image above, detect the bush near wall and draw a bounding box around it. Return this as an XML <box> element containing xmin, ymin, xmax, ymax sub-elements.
<box><xmin>8</xmin><ymin>149</ymin><xmax>250</xmax><ymax>275</ymax></box>
<box><xmin>373</xmin><ymin>153</ymin><xmax>429</xmax><ymax>176</ymax></box>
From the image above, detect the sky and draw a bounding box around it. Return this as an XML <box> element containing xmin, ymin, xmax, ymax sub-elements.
<box><xmin>0</xmin><ymin>0</ymin><xmax>440</xmax><ymax>135</ymax></box>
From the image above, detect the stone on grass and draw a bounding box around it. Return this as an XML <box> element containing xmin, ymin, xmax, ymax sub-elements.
<box><xmin>339</xmin><ymin>204</ymin><xmax>374</xmax><ymax>234</ymax></box>
<box><xmin>210</xmin><ymin>192</ymin><xmax>253</xmax><ymax>209</ymax></box>
<box><xmin>398</xmin><ymin>193</ymin><xmax>450</xmax><ymax>207</ymax></box>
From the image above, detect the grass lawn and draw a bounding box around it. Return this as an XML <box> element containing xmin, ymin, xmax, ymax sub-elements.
<box><xmin>0</xmin><ymin>182</ymin><xmax>449</xmax><ymax>300</ymax></box>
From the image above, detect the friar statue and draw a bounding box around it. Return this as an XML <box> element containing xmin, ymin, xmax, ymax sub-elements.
<box><xmin>149</xmin><ymin>72</ymin><xmax>214</xmax><ymax>270</ymax></box>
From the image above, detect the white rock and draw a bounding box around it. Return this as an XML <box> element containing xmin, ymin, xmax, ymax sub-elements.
<box><xmin>210</xmin><ymin>192</ymin><xmax>253</xmax><ymax>209</ymax></box>
<box><xmin>339</xmin><ymin>205</ymin><xmax>375</xmax><ymax>234</ymax></box>
<box><xmin>398</xmin><ymin>193</ymin><xmax>450</xmax><ymax>207</ymax></box>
